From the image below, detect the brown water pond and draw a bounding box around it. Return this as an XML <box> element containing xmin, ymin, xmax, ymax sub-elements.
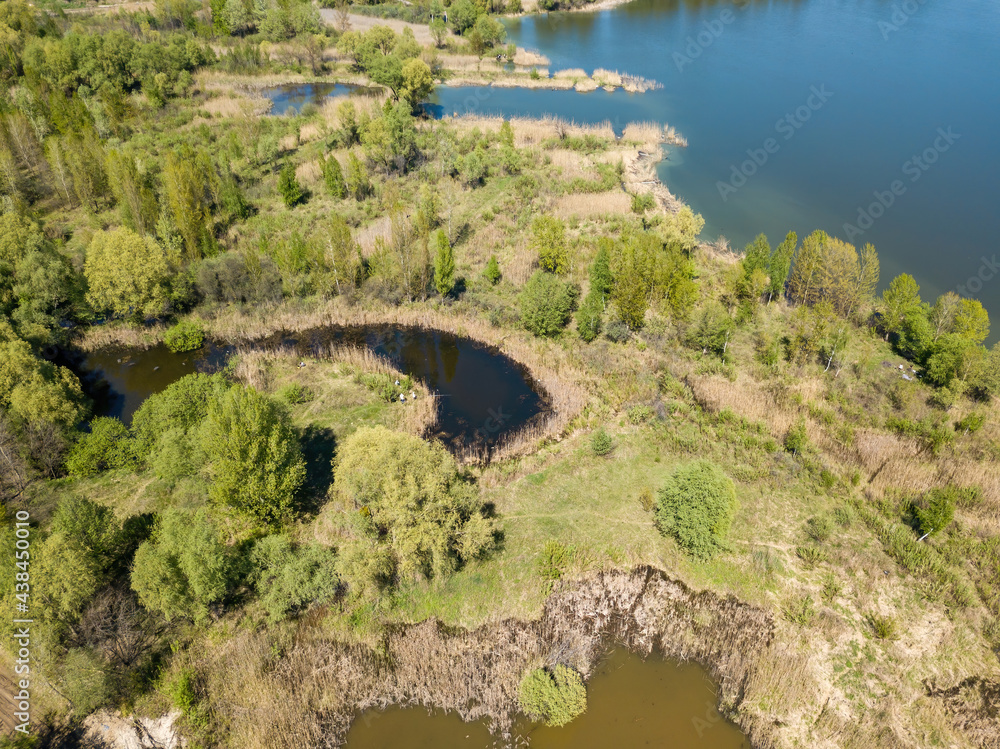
<box><xmin>344</xmin><ymin>649</ymin><xmax>750</xmax><ymax>748</ymax></box>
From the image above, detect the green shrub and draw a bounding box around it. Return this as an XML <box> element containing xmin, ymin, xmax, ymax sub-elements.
<box><xmin>484</xmin><ymin>254</ymin><xmax>501</xmax><ymax>285</ymax></box>
<box><xmin>537</xmin><ymin>539</ymin><xmax>575</xmax><ymax>582</ymax></box>
<box><xmin>627</xmin><ymin>404</ymin><xmax>654</xmax><ymax>424</ymax></box>
<box><xmin>654</xmin><ymin>460</ymin><xmax>738</xmax><ymax>559</ymax></box>
<box><xmin>783</xmin><ymin>420</ymin><xmax>807</xmax><ymax>454</ymax></box>
<box><xmin>163</xmin><ymin>320</ymin><xmax>204</xmax><ymax>353</ymax></box>
<box><xmin>278</xmin><ymin>162</ymin><xmax>304</xmax><ymax>207</ymax></box>
<box><xmin>249</xmin><ymin>535</ymin><xmax>341</xmax><ymax>621</ymax></box>
<box><xmin>169</xmin><ymin>668</ymin><xmax>198</xmax><ymax>715</ymax></box>
<box><xmin>520</xmin><ymin>270</ymin><xmax>578</xmax><ymax>337</ymax></box>
<box><xmin>277</xmin><ymin>383</ymin><xmax>313</xmax><ymax>404</ymax></box>
<box><xmin>821</xmin><ymin>573</ymin><xmax>842</xmax><ymax>602</ymax></box>
<box><xmin>866</xmin><ymin>613</ymin><xmax>899</xmax><ymax>640</ymax></box>
<box><xmin>783</xmin><ymin>594</ymin><xmax>815</xmax><ymax>626</ymax></box>
<box><xmin>796</xmin><ymin>545</ymin><xmax>827</xmax><ymax>566</ymax></box>
<box><xmin>955</xmin><ymin>412</ymin><xmax>985</xmax><ymax>434</ymax></box>
<box><xmin>518</xmin><ymin>665</ymin><xmax>587</xmax><ymax>727</ymax></box>
<box><xmin>61</xmin><ymin>647</ymin><xmax>112</xmax><ymax>715</ymax></box>
<box><xmin>65</xmin><ymin>417</ymin><xmax>138</xmax><ymax>477</ymax></box>
<box><xmin>630</xmin><ymin>192</ymin><xmax>655</xmax><ymax>213</ymax></box>
<box><xmin>805</xmin><ymin>515</ymin><xmax>834</xmax><ymax>543</ymax></box>
<box><xmin>914</xmin><ymin>488</ymin><xmax>956</xmax><ymax>537</ymax></box>
<box><xmin>590</xmin><ymin>428</ymin><xmax>614</xmax><ymax>456</ymax></box>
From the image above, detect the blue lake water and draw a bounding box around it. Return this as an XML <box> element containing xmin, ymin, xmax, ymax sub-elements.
<box><xmin>432</xmin><ymin>0</ymin><xmax>1000</xmax><ymax>318</ymax></box>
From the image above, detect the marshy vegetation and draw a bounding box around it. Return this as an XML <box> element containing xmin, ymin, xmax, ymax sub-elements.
<box><xmin>0</xmin><ymin>0</ymin><xmax>998</xmax><ymax>747</ymax></box>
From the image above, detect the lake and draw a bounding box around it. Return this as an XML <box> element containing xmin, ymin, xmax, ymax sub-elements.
<box><xmin>70</xmin><ymin>326</ymin><xmax>546</xmax><ymax>452</ymax></box>
<box><xmin>344</xmin><ymin>648</ymin><xmax>751</xmax><ymax>748</ymax></box>
<box><xmin>432</xmin><ymin>0</ymin><xmax>1000</xmax><ymax>323</ymax></box>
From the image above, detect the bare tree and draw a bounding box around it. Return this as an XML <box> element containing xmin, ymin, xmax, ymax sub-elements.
<box><xmin>78</xmin><ymin>588</ymin><xmax>168</xmax><ymax>675</ymax></box>
<box><xmin>0</xmin><ymin>416</ymin><xmax>30</xmax><ymax>504</ymax></box>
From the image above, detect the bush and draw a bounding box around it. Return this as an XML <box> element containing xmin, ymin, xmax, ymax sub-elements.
<box><xmin>783</xmin><ymin>420</ymin><xmax>807</xmax><ymax>454</ymax></box>
<box><xmin>654</xmin><ymin>460</ymin><xmax>738</xmax><ymax>559</ymax></box>
<box><xmin>604</xmin><ymin>318</ymin><xmax>630</xmax><ymax>343</ymax></box>
<box><xmin>783</xmin><ymin>594</ymin><xmax>815</xmax><ymax>626</ymax></box>
<box><xmin>638</xmin><ymin>487</ymin><xmax>654</xmax><ymax>512</ymax></box>
<box><xmin>65</xmin><ymin>417</ymin><xmax>138</xmax><ymax>477</ymax></box>
<box><xmin>61</xmin><ymin>647</ymin><xmax>112</xmax><ymax>715</ymax></box>
<box><xmin>163</xmin><ymin>320</ymin><xmax>204</xmax><ymax>353</ymax></box>
<box><xmin>249</xmin><ymin>535</ymin><xmax>340</xmax><ymax>621</ymax></box>
<box><xmin>484</xmin><ymin>255</ymin><xmax>501</xmax><ymax>285</ymax></box>
<box><xmin>867</xmin><ymin>612</ymin><xmax>899</xmax><ymax>640</ymax></box>
<box><xmin>805</xmin><ymin>515</ymin><xmax>833</xmax><ymax>542</ymax></box>
<box><xmin>913</xmin><ymin>488</ymin><xmax>956</xmax><ymax>537</ymax></box>
<box><xmin>520</xmin><ymin>271</ymin><xmax>579</xmax><ymax>337</ymax></box>
<box><xmin>169</xmin><ymin>668</ymin><xmax>198</xmax><ymax>715</ymax></box>
<box><xmin>131</xmin><ymin>509</ymin><xmax>231</xmax><ymax>622</ymax></box>
<box><xmin>627</xmin><ymin>405</ymin><xmax>654</xmax><ymax>424</ymax></box>
<box><xmin>590</xmin><ymin>428</ymin><xmax>614</xmax><ymax>456</ymax></box>
<box><xmin>537</xmin><ymin>539</ymin><xmax>575</xmax><ymax>582</ymax></box>
<box><xmin>518</xmin><ymin>665</ymin><xmax>587</xmax><ymax>727</ymax></box>
<box><xmin>278</xmin><ymin>162</ymin><xmax>304</xmax><ymax>207</ymax></box>
<box><xmin>277</xmin><ymin>383</ymin><xmax>313</xmax><ymax>404</ymax></box>
<box><xmin>631</xmin><ymin>192</ymin><xmax>655</xmax><ymax>213</ymax></box>
<box><xmin>955</xmin><ymin>412</ymin><xmax>985</xmax><ymax>434</ymax></box>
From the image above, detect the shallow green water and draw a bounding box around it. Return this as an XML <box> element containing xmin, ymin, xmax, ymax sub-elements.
<box><xmin>432</xmin><ymin>0</ymin><xmax>1000</xmax><ymax>322</ymax></box>
<box><xmin>344</xmin><ymin>649</ymin><xmax>751</xmax><ymax>748</ymax></box>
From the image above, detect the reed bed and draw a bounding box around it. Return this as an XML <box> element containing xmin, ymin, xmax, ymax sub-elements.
<box><xmin>553</xmin><ymin>190</ymin><xmax>631</xmax><ymax>218</ymax></box>
<box><xmin>75</xmin><ymin>322</ymin><xmax>166</xmax><ymax>352</ymax></box>
<box><xmin>622</xmin><ymin>121</ymin><xmax>688</xmax><ymax>148</ymax></box>
<box><xmin>512</xmin><ymin>49</ymin><xmax>550</xmax><ymax>67</ymax></box>
<box><xmin>228</xmin><ymin>343</ymin><xmax>437</xmax><ymax>437</ymax></box>
<box><xmin>295</xmin><ymin>159</ymin><xmax>323</xmax><ymax>185</ymax></box>
<box><xmin>553</xmin><ymin>68</ymin><xmax>588</xmax><ymax>79</ymax></box>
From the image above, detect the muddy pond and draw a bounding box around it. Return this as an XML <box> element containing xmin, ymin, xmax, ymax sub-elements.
<box><xmin>344</xmin><ymin>648</ymin><xmax>750</xmax><ymax>748</ymax></box>
<box><xmin>71</xmin><ymin>325</ymin><xmax>546</xmax><ymax>452</ymax></box>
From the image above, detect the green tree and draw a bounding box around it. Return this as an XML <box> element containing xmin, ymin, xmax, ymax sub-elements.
<box><xmin>519</xmin><ymin>665</ymin><xmax>587</xmax><ymax>727</ymax></box>
<box><xmin>85</xmin><ymin>228</ymin><xmax>169</xmax><ymax>319</ymax></box>
<box><xmin>520</xmin><ymin>270</ymin><xmax>578</xmax><ymax>337</ymax></box>
<box><xmin>65</xmin><ymin>417</ymin><xmax>137</xmax><ymax>477</ymax></box>
<box><xmin>531</xmin><ymin>216</ymin><xmax>568</xmax><ymax>274</ymax></box>
<box><xmin>0</xmin><ymin>325</ymin><xmax>87</xmax><ymax>428</ymax></box>
<box><xmin>589</xmin><ymin>240</ymin><xmax>613</xmax><ymax>302</ymax></box>
<box><xmin>952</xmin><ymin>298</ymin><xmax>990</xmax><ymax>344</ymax></box>
<box><xmin>362</xmin><ymin>101</ymin><xmax>419</xmax><ymax>172</ymax></box>
<box><xmin>346</xmin><ymin>152</ymin><xmax>370</xmax><ymax>200</ymax></box>
<box><xmin>449</xmin><ymin>0</ymin><xmax>481</xmax><ymax>34</ymax></box>
<box><xmin>575</xmin><ymin>291</ymin><xmax>603</xmax><ymax>342</ymax></box>
<box><xmin>400</xmin><ymin>58</ymin><xmax>434</xmax><ymax>110</ymax></box>
<box><xmin>654</xmin><ymin>460</ymin><xmax>738</xmax><ymax>559</ymax></box>
<box><xmin>484</xmin><ymin>254</ymin><xmax>501</xmax><ymax>285</ymax></box>
<box><xmin>880</xmin><ymin>274</ymin><xmax>924</xmax><ymax>340</ymax></box>
<box><xmin>36</xmin><ymin>531</ymin><xmax>101</xmax><ymax>621</ymax></box>
<box><xmin>320</xmin><ymin>153</ymin><xmax>346</xmax><ymax>198</ymax></box>
<box><xmin>202</xmin><ymin>386</ymin><xmax>305</xmax><ymax>524</ymax></box>
<box><xmin>433</xmin><ymin>229</ymin><xmax>455</xmax><ymax>296</ymax></box>
<box><xmin>429</xmin><ymin>17</ymin><xmax>447</xmax><ymax>47</ymax></box>
<box><xmin>689</xmin><ymin>301</ymin><xmax>734</xmax><ymax>357</ymax></box>
<box><xmin>277</xmin><ymin>162</ymin><xmax>304</xmax><ymax>207</ymax></box>
<box><xmin>767</xmin><ymin>231</ymin><xmax>797</xmax><ymax>301</ymax></box>
<box><xmin>162</xmin><ymin>148</ymin><xmax>216</xmax><ymax>262</ymax></box>
<box><xmin>333</xmin><ymin>426</ymin><xmax>496</xmax><ymax>580</ymax></box>
<box><xmin>249</xmin><ymin>535</ymin><xmax>340</xmax><ymax>621</ymax></box>
<box><xmin>131</xmin><ymin>509</ymin><xmax>231</xmax><ymax>621</ymax></box>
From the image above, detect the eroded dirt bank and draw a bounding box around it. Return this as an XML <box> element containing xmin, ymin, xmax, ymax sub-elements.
<box><xmin>196</xmin><ymin>567</ymin><xmax>775</xmax><ymax>748</ymax></box>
